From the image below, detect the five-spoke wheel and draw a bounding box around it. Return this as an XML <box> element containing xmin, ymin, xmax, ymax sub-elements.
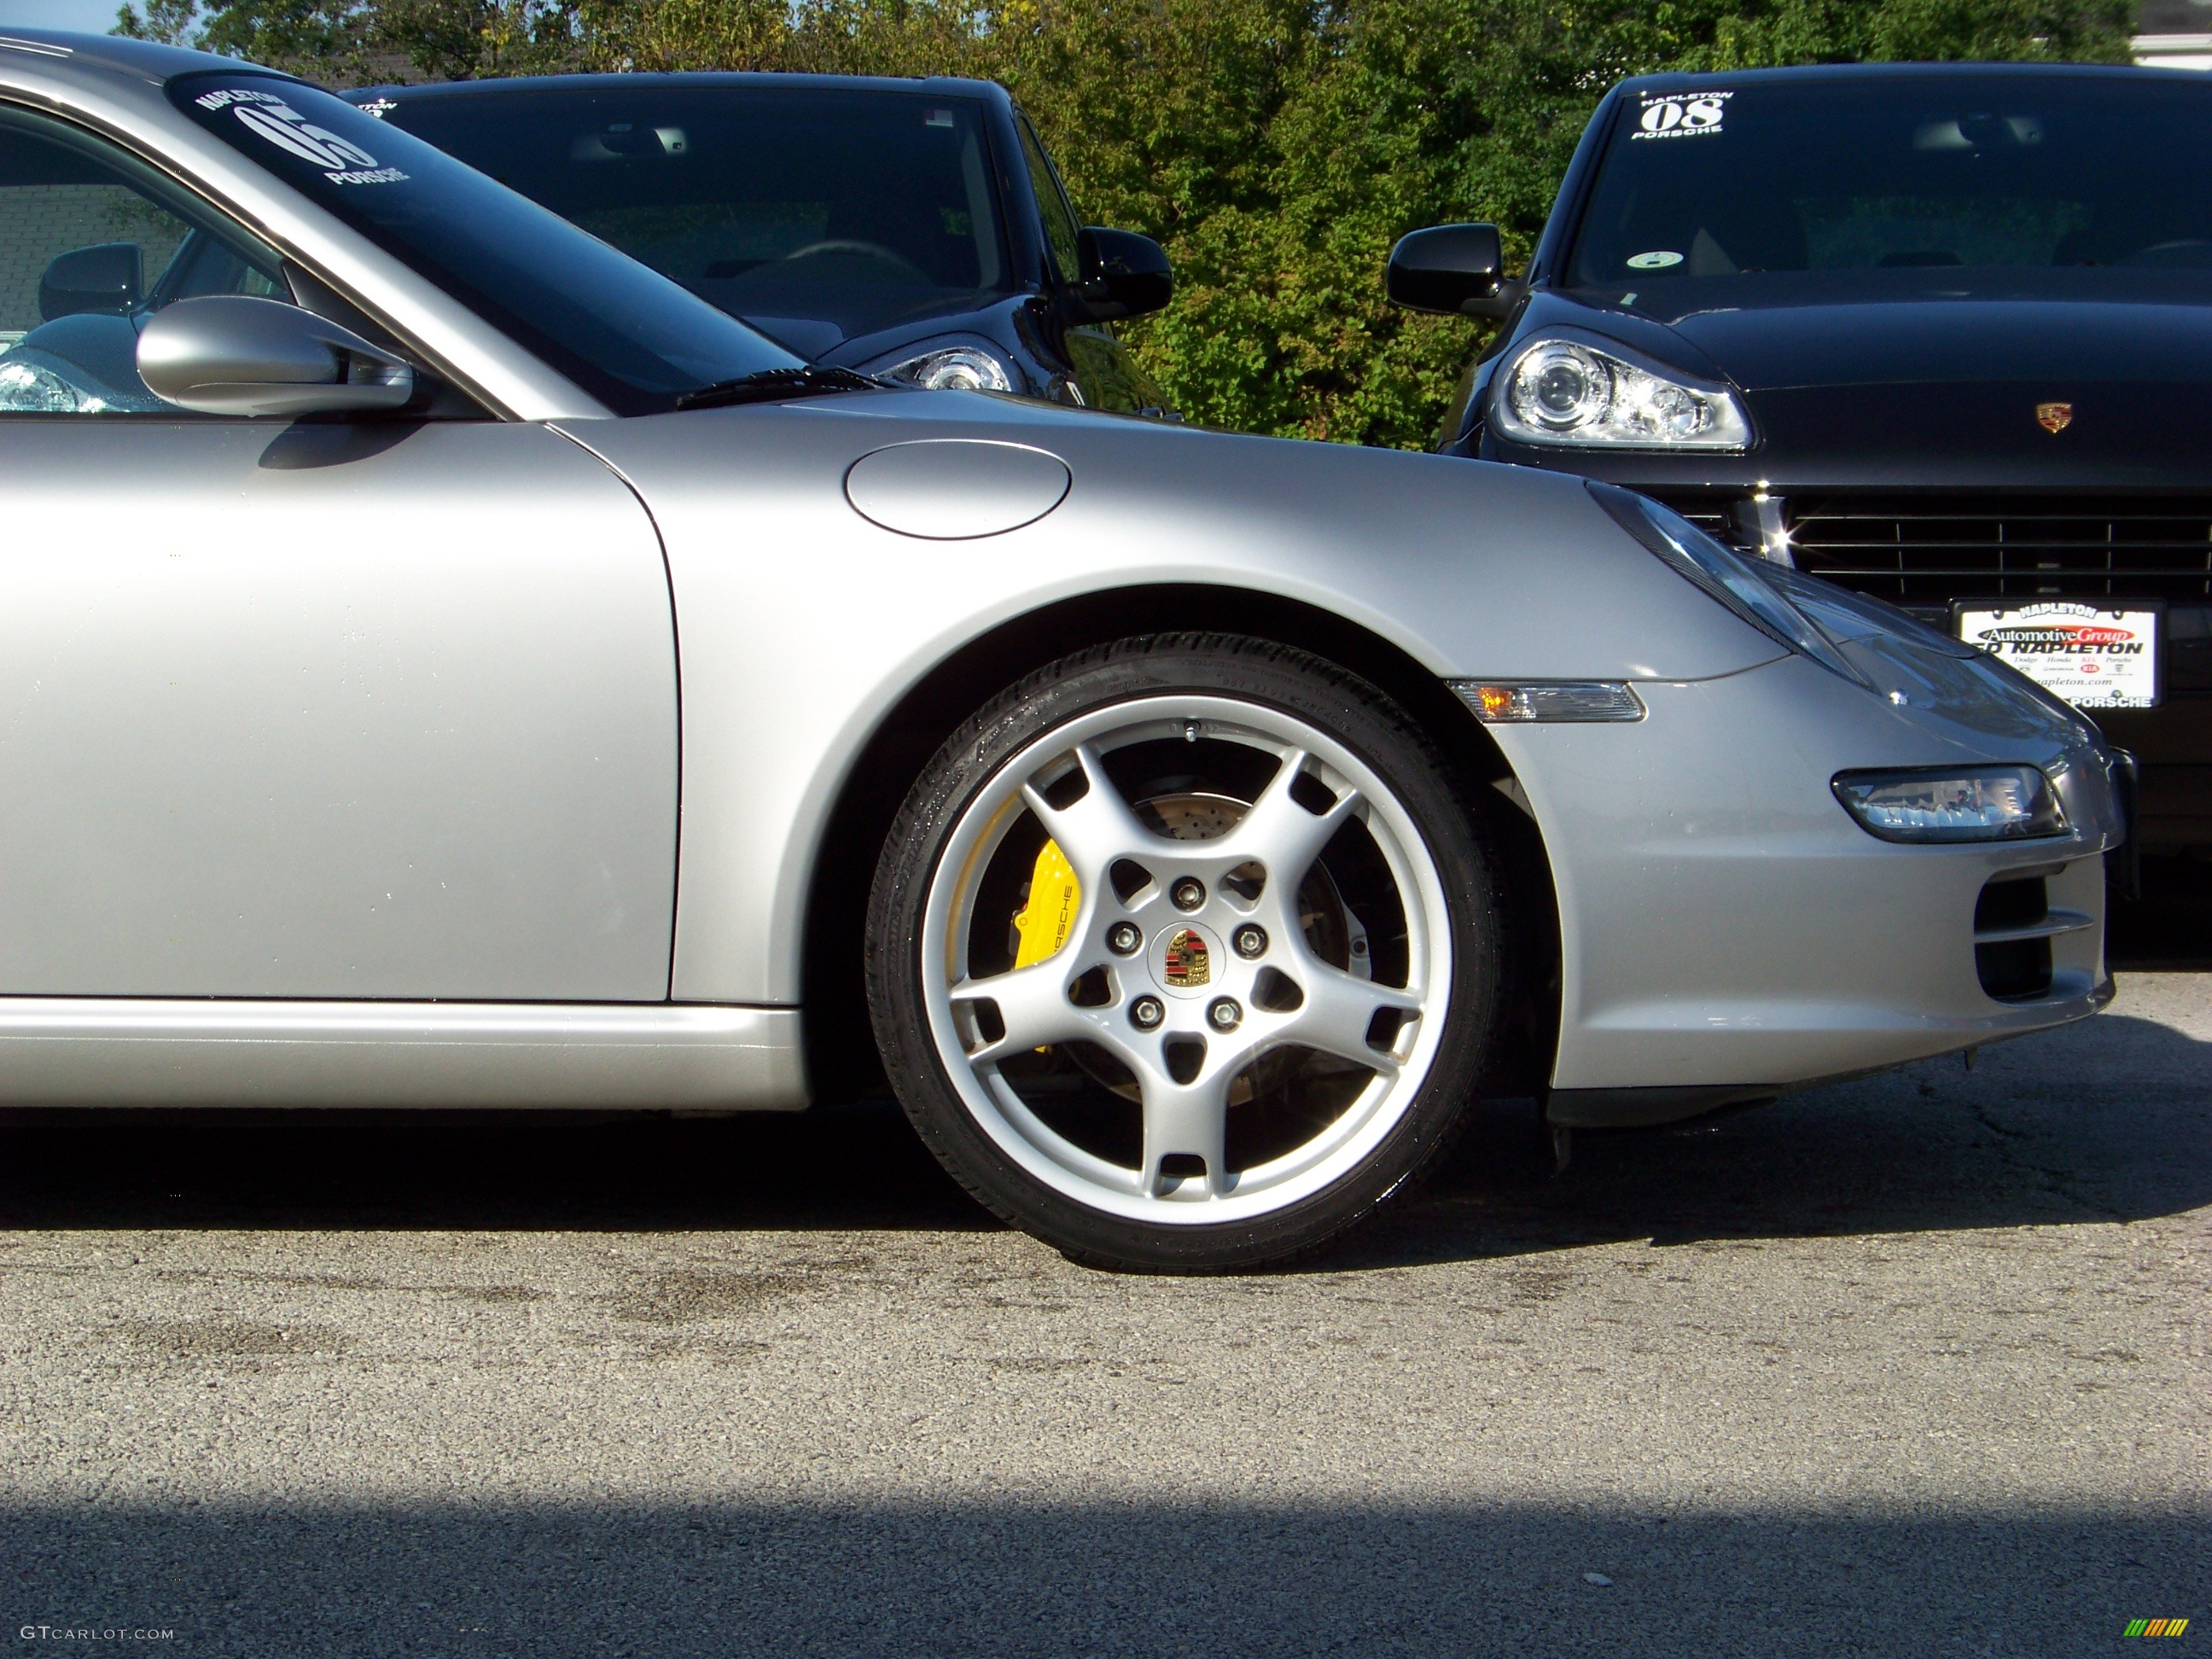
<box><xmin>868</xmin><ymin>636</ymin><xmax>1500</xmax><ymax>1271</ymax></box>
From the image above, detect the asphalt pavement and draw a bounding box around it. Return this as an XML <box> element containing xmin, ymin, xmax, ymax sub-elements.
<box><xmin>0</xmin><ymin>967</ymin><xmax>2203</xmax><ymax>1657</ymax></box>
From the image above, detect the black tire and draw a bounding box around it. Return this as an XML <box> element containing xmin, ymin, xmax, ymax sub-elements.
<box><xmin>864</xmin><ymin>632</ymin><xmax>1502</xmax><ymax>1272</ymax></box>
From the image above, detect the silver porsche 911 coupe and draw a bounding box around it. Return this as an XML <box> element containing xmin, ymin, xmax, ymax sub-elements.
<box><xmin>0</xmin><ymin>33</ymin><xmax>2125</xmax><ymax>1269</ymax></box>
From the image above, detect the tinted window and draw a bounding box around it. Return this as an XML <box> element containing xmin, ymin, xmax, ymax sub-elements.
<box><xmin>0</xmin><ymin>102</ymin><xmax>285</xmax><ymax>415</ymax></box>
<box><xmin>1016</xmin><ymin>114</ymin><xmax>1082</xmax><ymax>286</ymax></box>
<box><xmin>375</xmin><ymin>84</ymin><xmax>1013</xmax><ymax>358</ymax></box>
<box><xmin>171</xmin><ymin>73</ymin><xmax>800</xmax><ymax>414</ymax></box>
<box><xmin>1570</xmin><ymin>75</ymin><xmax>2212</xmax><ymax>284</ymax></box>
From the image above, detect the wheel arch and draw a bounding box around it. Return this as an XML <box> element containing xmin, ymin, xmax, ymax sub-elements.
<box><xmin>800</xmin><ymin>582</ymin><xmax>1563</xmax><ymax>1103</ymax></box>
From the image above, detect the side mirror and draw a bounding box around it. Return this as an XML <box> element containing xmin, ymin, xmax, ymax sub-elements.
<box><xmin>1386</xmin><ymin>223</ymin><xmax>1524</xmax><ymax>320</ymax></box>
<box><xmin>41</xmin><ymin>242</ymin><xmax>142</xmax><ymax>321</ymax></box>
<box><xmin>1076</xmin><ymin>227</ymin><xmax>1173</xmax><ymax>321</ymax></box>
<box><xmin>137</xmin><ymin>295</ymin><xmax>415</xmax><ymax>417</ymax></box>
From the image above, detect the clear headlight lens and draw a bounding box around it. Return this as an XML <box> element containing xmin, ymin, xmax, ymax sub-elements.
<box><xmin>1590</xmin><ymin>482</ymin><xmax>1864</xmax><ymax>684</ymax></box>
<box><xmin>1831</xmin><ymin>766</ymin><xmax>2069</xmax><ymax>843</ymax></box>
<box><xmin>0</xmin><ymin>358</ymin><xmax>101</xmax><ymax>413</ymax></box>
<box><xmin>1497</xmin><ymin>339</ymin><xmax>1749</xmax><ymax>449</ymax></box>
<box><xmin>885</xmin><ymin>346</ymin><xmax>1016</xmax><ymax>393</ymax></box>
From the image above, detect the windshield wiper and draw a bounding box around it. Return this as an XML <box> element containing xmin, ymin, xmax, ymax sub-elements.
<box><xmin>672</xmin><ymin>365</ymin><xmax>885</xmax><ymax>411</ymax></box>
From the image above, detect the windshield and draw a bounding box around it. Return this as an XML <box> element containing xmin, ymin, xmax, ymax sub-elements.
<box><xmin>1569</xmin><ymin>74</ymin><xmax>2212</xmax><ymax>287</ymax></box>
<box><xmin>368</xmin><ymin>83</ymin><xmax>1015</xmax><ymax>359</ymax></box>
<box><xmin>169</xmin><ymin>72</ymin><xmax>802</xmax><ymax>414</ymax></box>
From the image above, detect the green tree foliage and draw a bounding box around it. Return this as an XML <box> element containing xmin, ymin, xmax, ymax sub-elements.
<box><xmin>114</xmin><ymin>0</ymin><xmax>577</xmax><ymax>79</ymax></box>
<box><xmin>116</xmin><ymin>0</ymin><xmax>2135</xmax><ymax>444</ymax></box>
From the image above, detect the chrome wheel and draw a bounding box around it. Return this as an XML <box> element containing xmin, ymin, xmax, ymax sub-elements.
<box><xmin>919</xmin><ymin>694</ymin><xmax>1455</xmax><ymax>1225</ymax></box>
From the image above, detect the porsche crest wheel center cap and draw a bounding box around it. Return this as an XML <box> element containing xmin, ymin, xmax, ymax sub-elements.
<box><xmin>1153</xmin><ymin>921</ymin><xmax>1223</xmax><ymax>997</ymax></box>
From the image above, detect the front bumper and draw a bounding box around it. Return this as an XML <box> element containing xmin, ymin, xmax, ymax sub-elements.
<box><xmin>1644</xmin><ymin>484</ymin><xmax>2212</xmax><ymax>853</ymax></box>
<box><xmin>1487</xmin><ymin>652</ymin><xmax>2120</xmax><ymax>1099</ymax></box>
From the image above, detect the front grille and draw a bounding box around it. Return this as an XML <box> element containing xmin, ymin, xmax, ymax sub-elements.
<box><xmin>1652</xmin><ymin>488</ymin><xmax>2212</xmax><ymax>694</ymax></box>
<box><xmin>1781</xmin><ymin>494</ymin><xmax>2212</xmax><ymax>603</ymax></box>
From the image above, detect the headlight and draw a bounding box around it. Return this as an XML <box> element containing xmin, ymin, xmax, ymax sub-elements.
<box><xmin>883</xmin><ymin>345</ymin><xmax>1016</xmax><ymax>393</ymax></box>
<box><xmin>0</xmin><ymin>358</ymin><xmax>101</xmax><ymax>413</ymax></box>
<box><xmin>1495</xmin><ymin>337</ymin><xmax>1749</xmax><ymax>449</ymax></box>
<box><xmin>1590</xmin><ymin>482</ymin><xmax>1863</xmax><ymax>684</ymax></box>
<box><xmin>1831</xmin><ymin>766</ymin><xmax>2069</xmax><ymax>843</ymax></box>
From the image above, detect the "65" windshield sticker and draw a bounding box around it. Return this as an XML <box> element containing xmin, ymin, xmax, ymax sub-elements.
<box><xmin>1633</xmin><ymin>91</ymin><xmax>1731</xmax><ymax>141</ymax></box>
<box><xmin>195</xmin><ymin>87</ymin><xmax>410</xmax><ymax>186</ymax></box>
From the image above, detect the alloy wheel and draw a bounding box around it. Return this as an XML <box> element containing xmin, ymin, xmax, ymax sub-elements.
<box><xmin>918</xmin><ymin>694</ymin><xmax>1455</xmax><ymax>1225</ymax></box>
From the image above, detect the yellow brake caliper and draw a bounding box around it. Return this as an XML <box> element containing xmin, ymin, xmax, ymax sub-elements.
<box><xmin>1012</xmin><ymin>839</ymin><xmax>1081</xmax><ymax>968</ymax></box>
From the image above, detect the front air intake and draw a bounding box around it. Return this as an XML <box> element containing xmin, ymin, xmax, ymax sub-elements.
<box><xmin>1973</xmin><ymin>876</ymin><xmax>2053</xmax><ymax>1001</ymax></box>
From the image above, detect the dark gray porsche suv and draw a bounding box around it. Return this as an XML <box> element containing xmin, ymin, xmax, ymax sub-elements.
<box><xmin>347</xmin><ymin>72</ymin><xmax>1174</xmax><ymax>417</ymax></box>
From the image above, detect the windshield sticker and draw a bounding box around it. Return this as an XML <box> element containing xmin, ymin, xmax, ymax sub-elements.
<box><xmin>1633</xmin><ymin>91</ymin><xmax>1731</xmax><ymax>141</ymax></box>
<box><xmin>1626</xmin><ymin>250</ymin><xmax>1683</xmax><ymax>269</ymax></box>
<box><xmin>195</xmin><ymin>87</ymin><xmax>409</xmax><ymax>185</ymax></box>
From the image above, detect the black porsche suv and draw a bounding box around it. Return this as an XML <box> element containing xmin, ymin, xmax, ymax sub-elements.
<box><xmin>347</xmin><ymin>73</ymin><xmax>1173</xmax><ymax>416</ymax></box>
<box><xmin>1388</xmin><ymin>63</ymin><xmax>2212</xmax><ymax>856</ymax></box>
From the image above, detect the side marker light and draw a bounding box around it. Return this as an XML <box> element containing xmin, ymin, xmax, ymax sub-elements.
<box><xmin>1449</xmin><ymin>681</ymin><xmax>1646</xmax><ymax>724</ymax></box>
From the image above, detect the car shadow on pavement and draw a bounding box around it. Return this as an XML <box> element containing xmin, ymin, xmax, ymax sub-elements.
<box><xmin>1</xmin><ymin>1495</ymin><xmax>2202</xmax><ymax>1659</ymax></box>
<box><xmin>2107</xmin><ymin>854</ymin><xmax>2212</xmax><ymax>971</ymax></box>
<box><xmin>0</xmin><ymin>1100</ymin><xmax>992</xmax><ymax>1235</ymax></box>
<box><xmin>1345</xmin><ymin>1007</ymin><xmax>2212</xmax><ymax>1271</ymax></box>
<box><xmin>0</xmin><ymin>1005</ymin><xmax>2203</xmax><ymax>1266</ymax></box>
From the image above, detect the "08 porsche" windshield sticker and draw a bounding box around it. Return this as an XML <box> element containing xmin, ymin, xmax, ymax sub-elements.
<box><xmin>1633</xmin><ymin>91</ymin><xmax>1732</xmax><ymax>141</ymax></box>
<box><xmin>194</xmin><ymin>87</ymin><xmax>410</xmax><ymax>186</ymax></box>
<box><xmin>1626</xmin><ymin>250</ymin><xmax>1684</xmax><ymax>269</ymax></box>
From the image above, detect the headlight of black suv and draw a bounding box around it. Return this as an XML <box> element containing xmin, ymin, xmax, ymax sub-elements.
<box><xmin>1495</xmin><ymin>335</ymin><xmax>1751</xmax><ymax>451</ymax></box>
<box><xmin>872</xmin><ymin>341</ymin><xmax>1020</xmax><ymax>394</ymax></box>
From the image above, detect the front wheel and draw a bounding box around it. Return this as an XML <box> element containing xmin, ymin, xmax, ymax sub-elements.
<box><xmin>865</xmin><ymin>635</ymin><xmax>1502</xmax><ymax>1271</ymax></box>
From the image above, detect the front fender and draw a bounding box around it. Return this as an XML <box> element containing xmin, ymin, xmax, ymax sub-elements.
<box><xmin>562</xmin><ymin>393</ymin><xmax>1784</xmax><ymax>1003</ymax></box>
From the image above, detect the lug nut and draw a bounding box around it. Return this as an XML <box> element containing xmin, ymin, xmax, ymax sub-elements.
<box><xmin>1208</xmin><ymin>998</ymin><xmax>1243</xmax><ymax>1032</ymax></box>
<box><xmin>1232</xmin><ymin>924</ymin><xmax>1267</xmax><ymax>959</ymax></box>
<box><xmin>1170</xmin><ymin>876</ymin><xmax>1206</xmax><ymax>911</ymax></box>
<box><xmin>1106</xmin><ymin>921</ymin><xmax>1142</xmax><ymax>956</ymax></box>
<box><xmin>1130</xmin><ymin>996</ymin><xmax>1165</xmax><ymax>1031</ymax></box>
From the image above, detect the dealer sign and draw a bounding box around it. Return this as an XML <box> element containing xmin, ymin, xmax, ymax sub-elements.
<box><xmin>1953</xmin><ymin>600</ymin><xmax>2162</xmax><ymax>709</ymax></box>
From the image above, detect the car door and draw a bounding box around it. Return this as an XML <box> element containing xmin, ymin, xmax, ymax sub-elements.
<box><xmin>1011</xmin><ymin>114</ymin><xmax>1170</xmax><ymax>416</ymax></box>
<box><xmin>0</xmin><ymin>100</ymin><xmax>677</xmax><ymax>1002</ymax></box>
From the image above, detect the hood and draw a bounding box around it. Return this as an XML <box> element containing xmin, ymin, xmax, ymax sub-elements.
<box><xmin>1522</xmin><ymin>272</ymin><xmax>2212</xmax><ymax>486</ymax></box>
<box><xmin>1653</xmin><ymin>271</ymin><xmax>2212</xmax><ymax>389</ymax></box>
